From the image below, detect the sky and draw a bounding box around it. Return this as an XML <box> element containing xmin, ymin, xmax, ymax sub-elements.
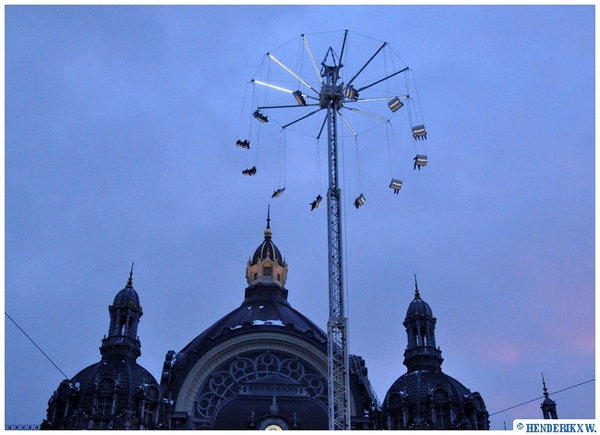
<box><xmin>4</xmin><ymin>5</ymin><xmax>595</xmax><ymax>430</ymax></box>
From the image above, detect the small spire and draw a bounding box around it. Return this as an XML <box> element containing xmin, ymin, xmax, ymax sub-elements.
<box><xmin>542</xmin><ymin>373</ymin><xmax>549</xmax><ymax>397</ymax></box>
<box><xmin>264</xmin><ymin>205</ymin><xmax>273</xmax><ymax>238</ymax></box>
<box><xmin>126</xmin><ymin>262</ymin><xmax>134</xmax><ymax>288</ymax></box>
<box><xmin>414</xmin><ymin>274</ymin><xmax>421</xmax><ymax>299</ymax></box>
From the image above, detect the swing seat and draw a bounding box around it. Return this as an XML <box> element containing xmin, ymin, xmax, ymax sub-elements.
<box><xmin>293</xmin><ymin>90</ymin><xmax>307</xmax><ymax>106</ymax></box>
<box><xmin>310</xmin><ymin>195</ymin><xmax>323</xmax><ymax>211</ymax></box>
<box><xmin>389</xmin><ymin>178</ymin><xmax>403</xmax><ymax>193</ymax></box>
<box><xmin>413</xmin><ymin>155</ymin><xmax>427</xmax><ymax>170</ymax></box>
<box><xmin>344</xmin><ymin>85</ymin><xmax>359</xmax><ymax>101</ymax></box>
<box><xmin>236</xmin><ymin>139</ymin><xmax>250</xmax><ymax>149</ymax></box>
<box><xmin>242</xmin><ymin>166</ymin><xmax>257</xmax><ymax>176</ymax></box>
<box><xmin>271</xmin><ymin>188</ymin><xmax>285</xmax><ymax>198</ymax></box>
<box><xmin>253</xmin><ymin>110</ymin><xmax>268</xmax><ymax>123</ymax></box>
<box><xmin>412</xmin><ymin>124</ymin><xmax>427</xmax><ymax>140</ymax></box>
<box><xmin>354</xmin><ymin>193</ymin><xmax>366</xmax><ymax>209</ymax></box>
<box><xmin>388</xmin><ymin>97</ymin><xmax>404</xmax><ymax>112</ymax></box>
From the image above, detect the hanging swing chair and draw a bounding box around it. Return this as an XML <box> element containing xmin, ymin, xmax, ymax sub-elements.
<box><xmin>354</xmin><ymin>193</ymin><xmax>366</xmax><ymax>209</ymax></box>
<box><xmin>272</xmin><ymin>188</ymin><xmax>286</xmax><ymax>198</ymax></box>
<box><xmin>389</xmin><ymin>178</ymin><xmax>403</xmax><ymax>194</ymax></box>
<box><xmin>310</xmin><ymin>194</ymin><xmax>323</xmax><ymax>211</ymax></box>
<box><xmin>236</xmin><ymin>139</ymin><xmax>250</xmax><ymax>149</ymax></box>
<box><xmin>413</xmin><ymin>154</ymin><xmax>427</xmax><ymax>170</ymax></box>
<box><xmin>242</xmin><ymin>166</ymin><xmax>257</xmax><ymax>176</ymax></box>
<box><xmin>412</xmin><ymin>124</ymin><xmax>427</xmax><ymax>140</ymax></box>
<box><xmin>269</xmin><ymin>129</ymin><xmax>288</xmax><ymax>199</ymax></box>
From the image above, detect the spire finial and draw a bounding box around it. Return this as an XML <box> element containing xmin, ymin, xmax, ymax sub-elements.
<box><xmin>127</xmin><ymin>262</ymin><xmax>134</xmax><ymax>287</ymax></box>
<box><xmin>542</xmin><ymin>373</ymin><xmax>549</xmax><ymax>397</ymax></box>
<box><xmin>414</xmin><ymin>274</ymin><xmax>421</xmax><ymax>299</ymax></box>
<box><xmin>264</xmin><ymin>205</ymin><xmax>273</xmax><ymax>238</ymax></box>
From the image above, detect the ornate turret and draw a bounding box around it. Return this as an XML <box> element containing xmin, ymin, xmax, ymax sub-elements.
<box><xmin>541</xmin><ymin>374</ymin><xmax>558</xmax><ymax>419</ymax></box>
<box><xmin>41</xmin><ymin>267</ymin><xmax>161</xmax><ymax>430</ymax></box>
<box><xmin>100</xmin><ymin>264</ymin><xmax>142</xmax><ymax>360</ymax></box>
<box><xmin>380</xmin><ymin>276</ymin><xmax>489</xmax><ymax>430</ymax></box>
<box><xmin>402</xmin><ymin>275</ymin><xmax>443</xmax><ymax>371</ymax></box>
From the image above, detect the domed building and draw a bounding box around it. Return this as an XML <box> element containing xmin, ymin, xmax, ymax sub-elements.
<box><xmin>41</xmin><ymin>271</ymin><xmax>162</xmax><ymax>430</ymax></box>
<box><xmin>159</xmin><ymin>214</ymin><xmax>380</xmax><ymax>429</ymax></box>
<box><xmin>40</xmin><ymin>215</ymin><xmax>494</xmax><ymax>430</ymax></box>
<box><xmin>380</xmin><ymin>277</ymin><xmax>489</xmax><ymax>430</ymax></box>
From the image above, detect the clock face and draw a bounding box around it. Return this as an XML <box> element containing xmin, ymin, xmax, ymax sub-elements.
<box><xmin>265</xmin><ymin>424</ymin><xmax>282</xmax><ymax>430</ymax></box>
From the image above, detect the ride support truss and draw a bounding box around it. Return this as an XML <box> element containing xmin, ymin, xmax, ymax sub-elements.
<box><xmin>239</xmin><ymin>30</ymin><xmax>428</xmax><ymax>430</ymax></box>
<box><xmin>322</xmin><ymin>62</ymin><xmax>351</xmax><ymax>431</ymax></box>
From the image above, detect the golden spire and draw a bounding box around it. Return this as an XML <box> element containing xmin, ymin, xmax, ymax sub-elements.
<box><xmin>264</xmin><ymin>205</ymin><xmax>273</xmax><ymax>238</ymax></box>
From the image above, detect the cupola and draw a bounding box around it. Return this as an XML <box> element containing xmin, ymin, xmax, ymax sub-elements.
<box><xmin>246</xmin><ymin>208</ymin><xmax>288</xmax><ymax>288</ymax></box>
<box><xmin>402</xmin><ymin>275</ymin><xmax>443</xmax><ymax>372</ymax></box>
<box><xmin>100</xmin><ymin>265</ymin><xmax>143</xmax><ymax>360</ymax></box>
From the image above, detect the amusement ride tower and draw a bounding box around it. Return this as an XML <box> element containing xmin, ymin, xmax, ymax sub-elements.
<box><xmin>238</xmin><ymin>30</ymin><xmax>428</xmax><ymax>430</ymax></box>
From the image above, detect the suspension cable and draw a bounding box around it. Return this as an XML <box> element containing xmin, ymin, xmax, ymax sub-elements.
<box><xmin>354</xmin><ymin>135</ymin><xmax>364</xmax><ymax>194</ymax></box>
<box><xmin>315</xmin><ymin>136</ymin><xmax>322</xmax><ymax>195</ymax></box>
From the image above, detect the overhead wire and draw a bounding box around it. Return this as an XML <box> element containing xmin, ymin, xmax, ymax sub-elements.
<box><xmin>489</xmin><ymin>378</ymin><xmax>595</xmax><ymax>417</ymax></box>
<box><xmin>353</xmin><ymin>135</ymin><xmax>364</xmax><ymax>195</ymax></box>
<box><xmin>5</xmin><ymin>312</ymin><xmax>69</xmax><ymax>380</ymax></box>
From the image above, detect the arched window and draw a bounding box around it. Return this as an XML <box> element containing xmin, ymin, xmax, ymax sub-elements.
<box><xmin>94</xmin><ymin>378</ymin><xmax>115</xmax><ymax>421</ymax></box>
<box><xmin>433</xmin><ymin>389</ymin><xmax>451</xmax><ymax>429</ymax></box>
<box><xmin>264</xmin><ymin>266</ymin><xmax>272</xmax><ymax>276</ymax></box>
<box><xmin>387</xmin><ymin>392</ymin><xmax>404</xmax><ymax>429</ymax></box>
<box><xmin>141</xmin><ymin>402</ymin><xmax>156</xmax><ymax>427</ymax></box>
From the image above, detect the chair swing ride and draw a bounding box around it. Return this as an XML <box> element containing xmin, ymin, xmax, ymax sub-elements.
<box><xmin>235</xmin><ymin>30</ymin><xmax>430</xmax><ymax>430</ymax></box>
<box><xmin>236</xmin><ymin>31</ymin><xmax>429</xmax><ymax>207</ymax></box>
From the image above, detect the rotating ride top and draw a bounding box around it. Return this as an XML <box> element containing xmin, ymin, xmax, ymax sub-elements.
<box><xmin>236</xmin><ymin>30</ymin><xmax>429</xmax><ymax>430</ymax></box>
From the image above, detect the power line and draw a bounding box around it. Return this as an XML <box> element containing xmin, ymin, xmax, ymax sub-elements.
<box><xmin>489</xmin><ymin>378</ymin><xmax>595</xmax><ymax>416</ymax></box>
<box><xmin>5</xmin><ymin>312</ymin><xmax>69</xmax><ymax>380</ymax></box>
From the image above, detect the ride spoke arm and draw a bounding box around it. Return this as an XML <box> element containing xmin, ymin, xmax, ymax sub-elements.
<box><xmin>334</xmin><ymin>30</ymin><xmax>349</xmax><ymax>84</ymax></box>
<box><xmin>268</xmin><ymin>53</ymin><xmax>320</xmax><ymax>96</ymax></box>
<box><xmin>302</xmin><ymin>34</ymin><xmax>324</xmax><ymax>85</ymax></box>
<box><xmin>316</xmin><ymin>116</ymin><xmax>328</xmax><ymax>140</ymax></box>
<box><xmin>349</xmin><ymin>95</ymin><xmax>409</xmax><ymax>103</ymax></box>
<box><xmin>252</xmin><ymin>79</ymin><xmax>295</xmax><ymax>94</ymax></box>
<box><xmin>337</xmin><ymin>111</ymin><xmax>357</xmax><ymax>137</ymax></box>
<box><xmin>356</xmin><ymin>66</ymin><xmax>410</xmax><ymax>93</ymax></box>
<box><xmin>259</xmin><ymin>103</ymin><xmax>320</xmax><ymax>110</ymax></box>
<box><xmin>346</xmin><ymin>41</ymin><xmax>387</xmax><ymax>88</ymax></box>
<box><xmin>281</xmin><ymin>108</ymin><xmax>323</xmax><ymax>129</ymax></box>
<box><xmin>344</xmin><ymin>106</ymin><xmax>390</xmax><ymax>122</ymax></box>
